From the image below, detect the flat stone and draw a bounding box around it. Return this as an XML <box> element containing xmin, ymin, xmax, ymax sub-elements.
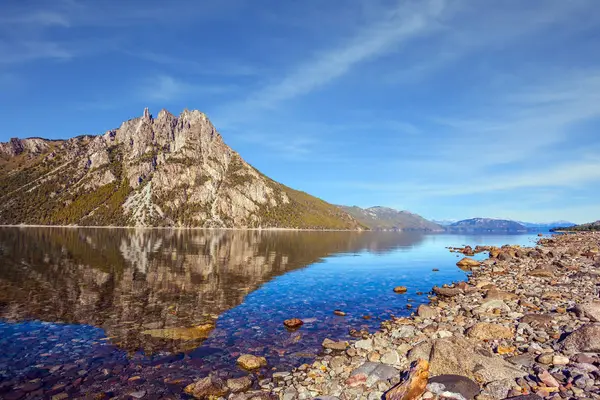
<box><xmin>184</xmin><ymin>375</ymin><xmax>229</xmax><ymax>399</ymax></box>
<box><xmin>433</xmin><ymin>287</ymin><xmax>461</xmax><ymax>297</ymax></box>
<box><xmin>520</xmin><ymin>314</ymin><xmax>555</xmax><ymax>327</ymax></box>
<box><xmin>467</xmin><ymin>323</ymin><xmax>513</xmax><ymax>340</ymax></box>
<box><xmin>417</xmin><ymin>305</ymin><xmax>439</xmax><ymax>319</ymax></box>
<box><xmin>355</xmin><ymin>339</ymin><xmax>374</xmax><ymax>351</ymax></box>
<box><xmin>322</xmin><ymin>338</ymin><xmax>349</xmax><ymax>351</ymax></box>
<box><xmin>474</xmin><ymin>300</ymin><xmax>510</xmax><ymax>314</ymax></box>
<box><xmin>129</xmin><ymin>391</ymin><xmax>146</xmax><ymax>399</ymax></box>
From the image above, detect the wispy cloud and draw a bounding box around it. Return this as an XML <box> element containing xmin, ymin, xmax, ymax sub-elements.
<box><xmin>140</xmin><ymin>75</ymin><xmax>236</xmax><ymax>102</ymax></box>
<box><xmin>229</xmin><ymin>0</ymin><xmax>447</xmax><ymax>112</ymax></box>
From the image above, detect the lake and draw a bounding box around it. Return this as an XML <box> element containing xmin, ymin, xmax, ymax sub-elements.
<box><xmin>0</xmin><ymin>227</ymin><xmax>542</xmax><ymax>398</ymax></box>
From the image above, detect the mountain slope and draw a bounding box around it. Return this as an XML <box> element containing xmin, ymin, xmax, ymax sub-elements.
<box><xmin>338</xmin><ymin>205</ymin><xmax>443</xmax><ymax>231</ymax></box>
<box><xmin>0</xmin><ymin>108</ymin><xmax>362</xmax><ymax>229</ymax></box>
<box><xmin>551</xmin><ymin>220</ymin><xmax>600</xmax><ymax>232</ymax></box>
<box><xmin>447</xmin><ymin>218</ymin><xmax>527</xmax><ymax>232</ymax></box>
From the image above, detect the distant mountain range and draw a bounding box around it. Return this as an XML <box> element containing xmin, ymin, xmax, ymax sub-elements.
<box><xmin>445</xmin><ymin>218</ymin><xmax>528</xmax><ymax>233</ymax></box>
<box><xmin>338</xmin><ymin>206</ymin><xmax>444</xmax><ymax>232</ymax></box>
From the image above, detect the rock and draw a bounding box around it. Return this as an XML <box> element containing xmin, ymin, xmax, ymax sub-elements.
<box><xmin>433</xmin><ymin>286</ymin><xmax>461</xmax><ymax>297</ymax></box>
<box><xmin>417</xmin><ymin>305</ymin><xmax>439</xmax><ymax>319</ymax></box>
<box><xmin>381</xmin><ymin>350</ymin><xmax>401</xmax><ymax>366</ymax></box>
<box><xmin>184</xmin><ymin>375</ymin><xmax>229</xmax><ymax>399</ymax></box>
<box><xmin>355</xmin><ymin>339</ymin><xmax>374</xmax><ymax>351</ymax></box>
<box><xmin>507</xmin><ymin>354</ymin><xmax>535</xmax><ymax>368</ymax></box>
<box><xmin>333</xmin><ymin>310</ymin><xmax>346</xmax><ymax>316</ymax></box>
<box><xmin>560</xmin><ymin>324</ymin><xmax>600</xmax><ymax>353</ymax></box>
<box><xmin>551</xmin><ymin>355</ymin><xmax>569</xmax><ymax>365</ymax></box>
<box><xmin>237</xmin><ymin>354</ymin><xmax>267</xmax><ymax>370</ymax></box>
<box><xmin>457</xmin><ymin>258</ymin><xmax>480</xmax><ymax>268</ymax></box>
<box><xmin>427</xmin><ymin>374</ymin><xmax>480</xmax><ymax>400</ymax></box>
<box><xmin>283</xmin><ymin>319</ymin><xmax>304</xmax><ymax>329</ymax></box>
<box><xmin>322</xmin><ymin>338</ymin><xmax>349</xmax><ymax>351</ymax></box>
<box><xmin>348</xmin><ymin>362</ymin><xmax>399</xmax><ymax>388</ymax></box>
<box><xmin>537</xmin><ymin>370</ymin><xmax>559</xmax><ymax>387</ymax></box>
<box><xmin>573</xmin><ymin>301</ymin><xmax>600</xmax><ymax>322</ymax></box>
<box><xmin>227</xmin><ymin>376</ymin><xmax>253</xmax><ymax>393</ymax></box>
<box><xmin>384</xmin><ymin>359</ymin><xmax>429</xmax><ymax>400</ymax></box>
<box><xmin>504</xmin><ymin>395</ymin><xmax>543</xmax><ymax>400</ymax></box>
<box><xmin>407</xmin><ymin>337</ymin><xmax>525</xmax><ymax>384</ymax></box>
<box><xmin>485</xmin><ymin>288</ymin><xmax>518</xmax><ymax>301</ymax></box>
<box><xmin>129</xmin><ymin>391</ymin><xmax>146</xmax><ymax>399</ymax></box>
<box><xmin>520</xmin><ymin>314</ymin><xmax>554</xmax><ymax>327</ymax></box>
<box><xmin>527</xmin><ymin>269</ymin><xmax>554</xmax><ymax>278</ymax></box>
<box><xmin>141</xmin><ymin>323</ymin><xmax>214</xmax><ymax>340</ymax></box>
<box><xmin>474</xmin><ymin>300</ymin><xmax>511</xmax><ymax>314</ymax></box>
<box><xmin>467</xmin><ymin>323</ymin><xmax>514</xmax><ymax>340</ymax></box>
<box><xmin>394</xmin><ymin>286</ymin><xmax>408</xmax><ymax>294</ymax></box>
<box><xmin>483</xmin><ymin>378</ymin><xmax>514</xmax><ymax>399</ymax></box>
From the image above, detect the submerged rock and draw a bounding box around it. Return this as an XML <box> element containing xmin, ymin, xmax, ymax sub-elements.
<box><xmin>140</xmin><ymin>323</ymin><xmax>214</xmax><ymax>340</ymax></box>
<box><xmin>184</xmin><ymin>375</ymin><xmax>229</xmax><ymax>399</ymax></box>
<box><xmin>283</xmin><ymin>318</ymin><xmax>304</xmax><ymax>329</ymax></box>
<box><xmin>237</xmin><ymin>354</ymin><xmax>267</xmax><ymax>370</ymax></box>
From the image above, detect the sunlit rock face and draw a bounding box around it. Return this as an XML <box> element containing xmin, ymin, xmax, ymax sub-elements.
<box><xmin>0</xmin><ymin>227</ymin><xmax>424</xmax><ymax>353</ymax></box>
<box><xmin>0</xmin><ymin>109</ymin><xmax>361</xmax><ymax>229</ymax></box>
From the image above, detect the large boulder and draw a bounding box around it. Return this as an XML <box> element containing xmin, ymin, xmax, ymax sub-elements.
<box><xmin>560</xmin><ymin>324</ymin><xmax>600</xmax><ymax>353</ymax></box>
<box><xmin>407</xmin><ymin>336</ymin><xmax>525</xmax><ymax>384</ymax></box>
<box><xmin>457</xmin><ymin>258</ymin><xmax>480</xmax><ymax>269</ymax></box>
<box><xmin>573</xmin><ymin>301</ymin><xmax>600</xmax><ymax>322</ymax></box>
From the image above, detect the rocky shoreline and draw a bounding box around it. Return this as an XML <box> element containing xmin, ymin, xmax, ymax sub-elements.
<box><xmin>185</xmin><ymin>232</ymin><xmax>600</xmax><ymax>400</ymax></box>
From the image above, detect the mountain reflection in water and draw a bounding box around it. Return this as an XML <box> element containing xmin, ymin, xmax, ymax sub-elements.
<box><xmin>0</xmin><ymin>228</ymin><xmax>425</xmax><ymax>354</ymax></box>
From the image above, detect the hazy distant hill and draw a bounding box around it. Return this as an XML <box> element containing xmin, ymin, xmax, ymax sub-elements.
<box><xmin>338</xmin><ymin>206</ymin><xmax>443</xmax><ymax>231</ymax></box>
<box><xmin>0</xmin><ymin>108</ymin><xmax>362</xmax><ymax>229</ymax></box>
<box><xmin>517</xmin><ymin>220</ymin><xmax>576</xmax><ymax>229</ymax></box>
<box><xmin>447</xmin><ymin>218</ymin><xmax>528</xmax><ymax>233</ymax></box>
<box><xmin>551</xmin><ymin>220</ymin><xmax>600</xmax><ymax>232</ymax></box>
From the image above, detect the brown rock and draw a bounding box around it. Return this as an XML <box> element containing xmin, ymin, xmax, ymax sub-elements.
<box><xmin>384</xmin><ymin>359</ymin><xmax>429</xmax><ymax>400</ymax></box>
<box><xmin>236</xmin><ymin>354</ymin><xmax>267</xmax><ymax>370</ymax></box>
<box><xmin>184</xmin><ymin>375</ymin><xmax>229</xmax><ymax>399</ymax></box>
<box><xmin>333</xmin><ymin>310</ymin><xmax>346</xmax><ymax>316</ymax></box>
<box><xmin>528</xmin><ymin>269</ymin><xmax>554</xmax><ymax>278</ymax></box>
<box><xmin>417</xmin><ymin>305</ymin><xmax>439</xmax><ymax>319</ymax></box>
<box><xmin>394</xmin><ymin>286</ymin><xmax>408</xmax><ymax>294</ymax></box>
<box><xmin>226</xmin><ymin>376</ymin><xmax>253</xmax><ymax>393</ymax></box>
<box><xmin>283</xmin><ymin>318</ymin><xmax>303</xmax><ymax>329</ymax></box>
<box><xmin>433</xmin><ymin>286</ymin><xmax>461</xmax><ymax>297</ymax></box>
<box><xmin>322</xmin><ymin>338</ymin><xmax>349</xmax><ymax>350</ymax></box>
<box><xmin>520</xmin><ymin>314</ymin><xmax>555</xmax><ymax>327</ymax></box>
<box><xmin>456</xmin><ymin>257</ymin><xmax>480</xmax><ymax>268</ymax></box>
<box><xmin>486</xmin><ymin>288</ymin><xmax>518</xmax><ymax>301</ymax></box>
<box><xmin>467</xmin><ymin>323</ymin><xmax>514</xmax><ymax>340</ymax></box>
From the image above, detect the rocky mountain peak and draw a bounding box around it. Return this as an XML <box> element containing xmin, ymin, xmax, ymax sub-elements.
<box><xmin>0</xmin><ymin>109</ymin><xmax>362</xmax><ymax>230</ymax></box>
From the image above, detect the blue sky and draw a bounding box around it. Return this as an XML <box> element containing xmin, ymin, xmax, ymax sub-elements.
<box><xmin>1</xmin><ymin>0</ymin><xmax>599</xmax><ymax>223</ymax></box>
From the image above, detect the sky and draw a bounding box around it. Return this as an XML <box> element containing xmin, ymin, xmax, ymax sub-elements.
<box><xmin>1</xmin><ymin>0</ymin><xmax>599</xmax><ymax>224</ymax></box>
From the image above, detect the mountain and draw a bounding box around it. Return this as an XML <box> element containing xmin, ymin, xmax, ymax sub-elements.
<box><xmin>432</xmin><ymin>219</ymin><xmax>457</xmax><ymax>226</ymax></box>
<box><xmin>447</xmin><ymin>218</ymin><xmax>528</xmax><ymax>233</ymax></box>
<box><xmin>0</xmin><ymin>108</ymin><xmax>362</xmax><ymax>229</ymax></box>
<box><xmin>517</xmin><ymin>220</ymin><xmax>576</xmax><ymax>229</ymax></box>
<box><xmin>338</xmin><ymin>205</ymin><xmax>443</xmax><ymax>231</ymax></box>
<box><xmin>551</xmin><ymin>220</ymin><xmax>600</xmax><ymax>232</ymax></box>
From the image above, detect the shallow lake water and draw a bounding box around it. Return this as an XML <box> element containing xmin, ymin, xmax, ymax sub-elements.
<box><xmin>0</xmin><ymin>227</ymin><xmax>542</xmax><ymax>398</ymax></box>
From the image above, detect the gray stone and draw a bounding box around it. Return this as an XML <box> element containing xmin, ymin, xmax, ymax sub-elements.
<box><xmin>428</xmin><ymin>374</ymin><xmax>480</xmax><ymax>400</ymax></box>
<box><xmin>560</xmin><ymin>324</ymin><xmax>600</xmax><ymax>353</ymax></box>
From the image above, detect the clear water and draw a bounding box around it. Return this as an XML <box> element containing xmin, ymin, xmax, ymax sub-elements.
<box><xmin>0</xmin><ymin>227</ymin><xmax>542</xmax><ymax>396</ymax></box>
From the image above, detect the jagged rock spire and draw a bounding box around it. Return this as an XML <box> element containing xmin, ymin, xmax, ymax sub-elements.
<box><xmin>143</xmin><ymin>107</ymin><xmax>151</xmax><ymax>120</ymax></box>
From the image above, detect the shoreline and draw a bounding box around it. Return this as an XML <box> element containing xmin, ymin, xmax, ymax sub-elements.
<box><xmin>189</xmin><ymin>232</ymin><xmax>600</xmax><ymax>400</ymax></box>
